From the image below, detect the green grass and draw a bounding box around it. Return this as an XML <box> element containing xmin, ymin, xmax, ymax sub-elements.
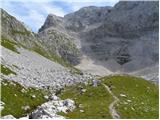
<box><xmin>101</xmin><ymin>75</ymin><xmax>159</xmax><ymax>119</ymax></box>
<box><xmin>58</xmin><ymin>75</ymin><xmax>159</xmax><ymax>119</ymax></box>
<box><xmin>1</xmin><ymin>80</ymin><xmax>49</xmax><ymax>118</ymax></box>
<box><xmin>1</xmin><ymin>64</ymin><xmax>17</xmax><ymax>75</ymax></box>
<box><xmin>58</xmin><ymin>82</ymin><xmax>113</xmax><ymax>119</ymax></box>
<box><xmin>11</xmin><ymin>29</ymin><xmax>30</xmax><ymax>36</ymax></box>
<box><xmin>0</xmin><ymin>36</ymin><xmax>20</xmax><ymax>54</ymax></box>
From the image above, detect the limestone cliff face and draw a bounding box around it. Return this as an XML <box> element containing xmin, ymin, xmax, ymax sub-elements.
<box><xmin>2</xmin><ymin>1</ymin><xmax>158</xmax><ymax>73</ymax></box>
<box><xmin>64</xmin><ymin>6</ymin><xmax>112</xmax><ymax>32</ymax></box>
<box><xmin>38</xmin><ymin>27</ymin><xmax>81</xmax><ymax>65</ymax></box>
<box><xmin>38</xmin><ymin>14</ymin><xmax>82</xmax><ymax>65</ymax></box>
<box><xmin>1</xmin><ymin>9</ymin><xmax>36</xmax><ymax>48</ymax></box>
<box><xmin>81</xmin><ymin>1</ymin><xmax>159</xmax><ymax>72</ymax></box>
<box><xmin>39</xmin><ymin>1</ymin><xmax>158</xmax><ymax>72</ymax></box>
<box><xmin>1</xmin><ymin>9</ymin><xmax>81</xmax><ymax>66</ymax></box>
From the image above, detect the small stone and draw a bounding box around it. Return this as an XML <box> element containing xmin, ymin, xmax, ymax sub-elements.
<box><xmin>120</xmin><ymin>94</ymin><xmax>126</xmax><ymax>97</ymax></box>
<box><xmin>44</xmin><ymin>95</ymin><xmax>49</xmax><ymax>100</ymax></box>
<box><xmin>31</xmin><ymin>95</ymin><xmax>36</xmax><ymax>99</ymax></box>
<box><xmin>81</xmin><ymin>89</ymin><xmax>87</xmax><ymax>93</ymax></box>
<box><xmin>127</xmin><ymin>100</ymin><xmax>132</xmax><ymax>102</ymax></box>
<box><xmin>79</xmin><ymin>104</ymin><xmax>83</xmax><ymax>108</ymax></box>
<box><xmin>22</xmin><ymin>105</ymin><xmax>30</xmax><ymax>111</ymax></box>
<box><xmin>50</xmin><ymin>95</ymin><xmax>59</xmax><ymax>101</ymax></box>
<box><xmin>21</xmin><ymin>88</ymin><xmax>27</xmax><ymax>93</ymax></box>
<box><xmin>0</xmin><ymin>101</ymin><xmax>5</xmax><ymax>111</ymax></box>
<box><xmin>131</xmin><ymin>107</ymin><xmax>135</xmax><ymax>111</ymax></box>
<box><xmin>80</xmin><ymin>109</ymin><xmax>84</xmax><ymax>112</ymax></box>
<box><xmin>92</xmin><ymin>79</ymin><xmax>98</xmax><ymax>87</ymax></box>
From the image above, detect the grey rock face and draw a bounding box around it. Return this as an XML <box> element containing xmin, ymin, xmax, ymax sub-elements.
<box><xmin>1</xmin><ymin>9</ymin><xmax>36</xmax><ymax>48</ymax></box>
<box><xmin>39</xmin><ymin>1</ymin><xmax>158</xmax><ymax>74</ymax></box>
<box><xmin>64</xmin><ymin>6</ymin><xmax>112</xmax><ymax>32</ymax></box>
<box><xmin>1</xmin><ymin>8</ymin><xmax>81</xmax><ymax>66</ymax></box>
<box><xmin>38</xmin><ymin>13</ymin><xmax>82</xmax><ymax>65</ymax></box>
<box><xmin>80</xmin><ymin>1</ymin><xmax>159</xmax><ymax>72</ymax></box>
<box><xmin>38</xmin><ymin>28</ymin><xmax>82</xmax><ymax>65</ymax></box>
<box><xmin>39</xmin><ymin>14</ymin><xmax>63</xmax><ymax>32</ymax></box>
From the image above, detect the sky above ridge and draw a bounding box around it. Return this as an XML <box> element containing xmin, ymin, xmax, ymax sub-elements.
<box><xmin>1</xmin><ymin>0</ymin><xmax>119</xmax><ymax>32</ymax></box>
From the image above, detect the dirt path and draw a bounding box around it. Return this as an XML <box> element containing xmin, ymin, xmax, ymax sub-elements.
<box><xmin>102</xmin><ymin>84</ymin><xmax>120</xmax><ymax>119</ymax></box>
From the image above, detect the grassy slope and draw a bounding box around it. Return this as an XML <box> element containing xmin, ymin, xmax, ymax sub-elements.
<box><xmin>58</xmin><ymin>75</ymin><xmax>159</xmax><ymax>119</ymax></box>
<box><xmin>0</xmin><ymin>80</ymin><xmax>49</xmax><ymax>118</ymax></box>
<box><xmin>101</xmin><ymin>75</ymin><xmax>159</xmax><ymax>119</ymax></box>
<box><xmin>58</xmin><ymin>82</ymin><xmax>113</xmax><ymax>119</ymax></box>
<box><xmin>1</xmin><ymin>64</ymin><xmax>16</xmax><ymax>75</ymax></box>
<box><xmin>1</xmin><ymin>37</ymin><xmax>20</xmax><ymax>54</ymax></box>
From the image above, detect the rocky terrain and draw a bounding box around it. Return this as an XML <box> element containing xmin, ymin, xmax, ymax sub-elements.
<box><xmin>0</xmin><ymin>1</ymin><xmax>159</xmax><ymax>119</ymax></box>
<box><xmin>37</xmin><ymin>1</ymin><xmax>158</xmax><ymax>80</ymax></box>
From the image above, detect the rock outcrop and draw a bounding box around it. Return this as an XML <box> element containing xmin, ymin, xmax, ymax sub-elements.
<box><xmin>38</xmin><ymin>1</ymin><xmax>158</xmax><ymax>75</ymax></box>
<box><xmin>80</xmin><ymin>1</ymin><xmax>159</xmax><ymax>72</ymax></box>
<box><xmin>38</xmin><ymin>14</ymin><xmax>82</xmax><ymax>65</ymax></box>
<box><xmin>29</xmin><ymin>97</ymin><xmax>75</xmax><ymax>119</ymax></box>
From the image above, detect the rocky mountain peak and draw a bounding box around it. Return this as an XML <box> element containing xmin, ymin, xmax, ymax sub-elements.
<box><xmin>64</xmin><ymin>6</ymin><xmax>112</xmax><ymax>31</ymax></box>
<box><xmin>38</xmin><ymin>14</ymin><xmax>63</xmax><ymax>32</ymax></box>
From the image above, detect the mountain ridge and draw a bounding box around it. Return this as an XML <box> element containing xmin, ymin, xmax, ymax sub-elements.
<box><xmin>38</xmin><ymin>1</ymin><xmax>158</xmax><ymax>76</ymax></box>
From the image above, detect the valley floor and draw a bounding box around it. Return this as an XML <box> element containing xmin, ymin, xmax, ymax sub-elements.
<box><xmin>58</xmin><ymin>75</ymin><xmax>159</xmax><ymax>119</ymax></box>
<box><xmin>1</xmin><ymin>74</ymin><xmax>159</xmax><ymax>119</ymax></box>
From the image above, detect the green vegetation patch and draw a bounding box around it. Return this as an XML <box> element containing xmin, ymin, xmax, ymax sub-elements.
<box><xmin>1</xmin><ymin>37</ymin><xmax>20</xmax><ymax>54</ymax></box>
<box><xmin>58</xmin><ymin>82</ymin><xmax>113</xmax><ymax>119</ymax></box>
<box><xmin>1</xmin><ymin>80</ymin><xmax>49</xmax><ymax>118</ymax></box>
<box><xmin>101</xmin><ymin>75</ymin><xmax>159</xmax><ymax>119</ymax></box>
<box><xmin>1</xmin><ymin>64</ymin><xmax>17</xmax><ymax>75</ymax></box>
<box><xmin>11</xmin><ymin>29</ymin><xmax>31</xmax><ymax>36</ymax></box>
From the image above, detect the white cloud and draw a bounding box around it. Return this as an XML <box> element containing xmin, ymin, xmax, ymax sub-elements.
<box><xmin>38</xmin><ymin>3</ymin><xmax>66</xmax><ymax>16</ymax></box>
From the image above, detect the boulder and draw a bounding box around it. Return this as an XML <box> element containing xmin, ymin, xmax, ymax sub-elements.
<box><xmin>1</xmin><ymin>115</ymin><xmax>16</xmax><ymax>119</ymax></box>
<box><xmin>21</xmin><ymin>105</ymin><xmax>30</xmax><ymax>111</ymax></box>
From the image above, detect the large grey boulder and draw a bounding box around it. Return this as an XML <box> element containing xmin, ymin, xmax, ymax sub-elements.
<box><xmin>1</xmin><ymin>115</ymin><xmax>16</xmax><ymax>119</ymax></box>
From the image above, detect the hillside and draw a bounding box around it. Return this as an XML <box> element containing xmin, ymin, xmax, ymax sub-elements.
<box><xmin>0</xmin><ymin>1</ymin><xmax>159</xmax><ymax>119</ymax></box>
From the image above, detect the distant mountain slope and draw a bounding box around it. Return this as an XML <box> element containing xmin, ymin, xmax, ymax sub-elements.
<box><xmin>38</xmin><ymin>1</ymin><xmax>158</xmax><ymax>75</ymax></box>
<box><xmin>0</xmin><ymin>8</ymin><xmax>93</xmax><ymax>89</ymax></box>
<box><xmin>1</xmin><ymin>8</ymin><xmax>81</xmax><ymax>66</ymax></box>
<box><xmin>80</xmin><ymin>1</ymin><xmax>159</xmax><ymax>72</ymax></box>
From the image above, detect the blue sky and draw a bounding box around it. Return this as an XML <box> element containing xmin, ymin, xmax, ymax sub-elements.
<box><xmin>1</xmin><ymin>0</ymin><xmax>119</xmax><ymax>32</ymax></box>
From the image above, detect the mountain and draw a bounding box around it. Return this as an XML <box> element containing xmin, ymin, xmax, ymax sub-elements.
<box><xmin>0</xmin><ymin>8</ymin><xmax>96</xmax><ymax>119</ymax></box>
<box><xmin>0</xmin><ymin>1</ymin><xmax>159</xmax><ymax>119</ymax></box>
<box><xmin>81</xmin><ymin>1</ymin><xmax>158</xmax><ymax>73</ymax></box>
<box><xmin>1</xmin><ymin>8</ymin><xmax>94</xmax><ymax>89</ymax></box>
<box><xmin>38</xmin><ymin>1</ymin><xmax>158</xmax><ymax>77</ymax></box>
